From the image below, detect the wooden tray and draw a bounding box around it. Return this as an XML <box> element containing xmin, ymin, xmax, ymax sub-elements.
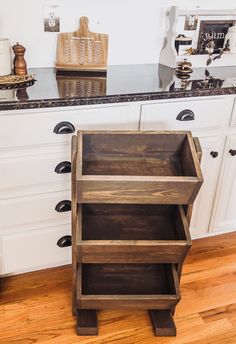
<box><xmin>77</xmin><ymin>264</ymin><xmax>180</xmax><ymax>309</ymax></box>
<box><xmin>75</xmin><ymin>131</ymin><xmax>203</xmax><ymax>204</ymax></box>
<box><xmin>55</xmin><ymin>16</ymin><xmax>108</xmax><ymax>72</ymax></box>
<box><xmin>0</xmin><ymin>74</ymin><xmax>35</xmax><ymax>89</ymax></box>
<box><xmin>78</xmin><ymin>204</ymin><xmax>191</xmax><ymax>263</ymax></box>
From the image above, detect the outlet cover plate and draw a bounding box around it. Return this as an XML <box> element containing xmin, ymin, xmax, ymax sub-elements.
<box><xmin>44</xmin><ymin>5</ymin><xmax>60</xmax><ymax>32</ymax></box>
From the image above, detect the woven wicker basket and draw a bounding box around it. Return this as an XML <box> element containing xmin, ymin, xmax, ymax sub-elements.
<box><xmin>55</xmin><ymin>17</ymin><xmax>108</xmax><ymax>72</ymax></box>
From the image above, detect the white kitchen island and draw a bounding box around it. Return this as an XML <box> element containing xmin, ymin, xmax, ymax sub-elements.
<box><xmin>0</xmin><ymin>65</ymin><xmax>236</xmax><ymax>275</ymax></box>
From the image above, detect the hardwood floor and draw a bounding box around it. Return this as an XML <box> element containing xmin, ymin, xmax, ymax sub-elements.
<box><xmin>0</xmin><ymin>232</ymin><xmax>236</xmax><ymax>344</ymax></box>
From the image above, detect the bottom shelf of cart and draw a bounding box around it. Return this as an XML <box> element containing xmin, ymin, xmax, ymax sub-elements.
<box><xmin>77</xmin><ymin>263</ymin><xmax>180</xmax><ymax>309</ymax></box>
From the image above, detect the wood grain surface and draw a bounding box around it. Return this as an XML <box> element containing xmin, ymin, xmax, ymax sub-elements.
<box><xmin>55</xmin><ymin>16</ymin><xmax>108</xmax><ymax>72</ymax></box>
<box><xmin>0</xmin><ymin>232</ymin><xmax>235</xmax><ymax>343</ymax></box>
<box><xmin>79</xmin><ymin>204</ymin><xmax>190</xmax><ymax>264</ymax></box>
<box><xmin>77</xmin><ymin>131</ymin><xmax>203</xmax><ymax>204</ymax></box>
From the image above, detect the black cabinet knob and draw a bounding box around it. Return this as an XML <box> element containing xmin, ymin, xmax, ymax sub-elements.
<box><xmin>55</xmin><ymin>200</ymin><xmax>71</xmax><ymax>212</ymax></box>
<box><xmin>176</xmin><ymin>109</ymin><xmax>195</xmax><ymax>121</ymax></box>
<box><xmin>229</xmin><ymin>149</ymin><xmax>236</xmax><ymax>156</ymax></box>
<box><xmin>53</xmin><ymin>121</ymin><xmax>75</xmax><ymax>134</ymax></box>
<box><xmin>54</xmin><ymin>161</ymin><xmax>71</xmax><ymax>174</ymax></box>
<box><xmin>210</xmin><ymin>151</ymin><xmax>218</xmax><ymax>158</ymax></box>
<box><xmin>57</xmin><ymin>235</ymin><xmax>72</xmax><ymax>248</ymax></box>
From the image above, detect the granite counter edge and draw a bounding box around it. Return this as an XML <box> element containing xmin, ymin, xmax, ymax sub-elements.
<box><xmin>0</xmin><ymin>88</ymin><xmax>236</xmax><ymax>111</ymax></box>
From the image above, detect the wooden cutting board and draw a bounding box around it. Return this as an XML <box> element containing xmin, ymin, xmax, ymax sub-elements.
<box><xmin>55</xmin><ymin>16</ymin><xmax>108</xmax><ymax>72</ymax></box>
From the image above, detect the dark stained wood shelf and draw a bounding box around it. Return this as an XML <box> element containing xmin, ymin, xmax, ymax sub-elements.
<box><xmin>83</xmin><ymin>155</ymin><xmax>185</xmax><ymax>177</ymax></box>
<box><xmin>82</xmin><ymin>204</ymin><xmax>188</xmax><ymax>241</ymax></box>
<box><xmin>76</xmin><ymin>131</ymin><xmax>203</xmax><ymax>204</ymax></box>
<box><xmin>79</xmin><ymin>203</ymin><xmax>191</xmax><ymax>264</ymax></box>
<box><xmin>81</xmin><ymin>263</ymin><xmax>179</xmax><ymax>295</ymax></box>
<box><xmin>71</xmin><ymin>130</ymin><xmax>203</xmax><ymax>336</ymax></box>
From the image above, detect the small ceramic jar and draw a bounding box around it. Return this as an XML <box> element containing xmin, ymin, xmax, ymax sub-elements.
<box><xmin>175</xmin><ymin>35</ymin><xmax>192</xmax><ymax>56</ymax></box>
<box><xmin>0</xmin><ymin>39</ymin><xmax>12</xmax><ymax>76</ymax></box>
<box><xmin>224</xmin><ymin>25</ymin><xmax>236</xmax><ymax>53</ymax></box>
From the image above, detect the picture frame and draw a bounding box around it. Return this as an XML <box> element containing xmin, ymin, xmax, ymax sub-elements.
<box><xmin>197</xmin><ymin>20</ymin><xmax>234</xmax><ymax>54</ymax></box>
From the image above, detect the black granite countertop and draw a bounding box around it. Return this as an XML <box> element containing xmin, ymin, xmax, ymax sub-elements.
<box><xmin>1</xmin><ymin>64</ymin><xmax>236</xmax><ymax>111</ymax></box>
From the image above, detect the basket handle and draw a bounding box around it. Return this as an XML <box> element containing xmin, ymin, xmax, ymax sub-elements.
<box><xmin>77</xmin><ymin>16</ymin><xmax>90</xmax><ymax>36</ymax></box>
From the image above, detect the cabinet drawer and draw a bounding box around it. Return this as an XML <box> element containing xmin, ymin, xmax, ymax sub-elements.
<box><xmin>0</xmin><ymin>105</ymin><xmax>136</xmax><ymax>149</ymax></box>
<box><xmin>0</xmin><ymin>149</ymin><xmax>71</xmax><ymax>198</ymax></box>
<box><xmin>2</xmin><ymin>225</ymin><xmax>71</xmax><ymax>274</ymax></box>
<box><xmin>0</xmin><ymin>191</ymin><xmax>71</xmax><ymax>233</ymax></box>
<box><xmin>141</xmin><ymin>98</ymin><xmax>233</xmax><ymax>131</ymax></box>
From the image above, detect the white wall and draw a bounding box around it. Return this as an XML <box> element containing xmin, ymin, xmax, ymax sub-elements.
<box><xmin>0</xmin><ymin>0</ymin><xmax>235</xmax><ymax>68</ymax></box>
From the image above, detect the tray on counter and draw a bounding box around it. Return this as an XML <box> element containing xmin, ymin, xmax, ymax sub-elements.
<box><xmin>0</xmin><ymin>74</ymin><xmax>35</xmax><ymax>89</ymax></box>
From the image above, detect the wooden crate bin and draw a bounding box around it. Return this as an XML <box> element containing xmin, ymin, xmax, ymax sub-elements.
<box><xmin>78</xmin><ymin>203</ymin><xmax>191</xmax><ymax>263</ymax></box>
<box><xmin>76</xmin><ymin>131</ymin><xmax>203</xmax><ymax>204</ymax></box>
<box><xmin>77</xmin><ymin>264</ymin><xmax>180</xmax><ymax>309</ymax></box>
<box><xmin>71</xmin><ymin>132</ymin><xmax>203</xmax><ymax>337</ymax></box>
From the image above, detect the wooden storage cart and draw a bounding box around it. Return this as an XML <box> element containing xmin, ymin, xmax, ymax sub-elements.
<box><xmin>71</xmin><ymin>131</ymin><xmax>203</xmax><ymax>336</ymax></box>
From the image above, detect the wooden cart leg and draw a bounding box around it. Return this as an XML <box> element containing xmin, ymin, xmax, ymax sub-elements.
<box><xmin>149</xmin><ymin>310</ymin><xmax>176</xmax><ymax>337</ymax></box>
<box><xmin>76</xmin><ymin>310</ymin><xmax>98</xmax><ymax>336</ymax></box>
<box><xmin>72</xmin><ymin>268</ymin><xmax>77</xmax><ymax>316</ymax></box>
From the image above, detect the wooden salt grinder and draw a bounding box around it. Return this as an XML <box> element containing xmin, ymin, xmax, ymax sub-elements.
<box><xmin>12</xmin><ymin>42</ymin><xmax>27</xmax><ymax>75</ymax></box>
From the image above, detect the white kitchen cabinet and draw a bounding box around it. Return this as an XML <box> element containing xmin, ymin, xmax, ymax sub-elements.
<box><xmin>0</xmin><ymin>103</ymin><xmax>139</xmax><ymax>149</ymax></box>
<box><xmin>0</xmin><ymin>147</ymin><xmax>71</xmax><ymax>198</ymax></box>
<box><xmin>0</xmin><ymin>95</ymin><xmax>235</xmax><ymax>275</ymax></box>
<box><xmin>1</xmin><ymin>225</ymin><xmax>72</xmax><ymax>275</ymax></box>
<box><xmin>0</xmin><ymin>103</ymin><xmax>140</xmax><ymax>275</ymax></box>
<box><xmin>0</xmin><ymin>191</ymin><xmax>71</xmax><ymax>234</ymax></box>
<box><xmin>209</xmin><ymin>135</ymin><xmax>236</xmax><ymax>233</ymax></box>
<box><xmin>190</xmin><ymin>136</ymin><xmax>225</xmax><ymax>237</ymax></box>
<box><xmin>139</xmin><ymin>96</ymin><xmax>235</xmax><ymax>236</ymax></box>
<box><xmin>140</xmin><ymin>97</ymin><xmax>233</xmax><ymax>132</ymax></box>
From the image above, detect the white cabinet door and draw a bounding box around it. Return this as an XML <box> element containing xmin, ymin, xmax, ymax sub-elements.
<box><xmin>190</xmin><ymin>136</ymin><xmax>225</xmax><ymax>238</ymax></box>
<box><xmin>209</xmin><ymin>135</ymin><xmax>236</xmax><ymax>233</ymax></box>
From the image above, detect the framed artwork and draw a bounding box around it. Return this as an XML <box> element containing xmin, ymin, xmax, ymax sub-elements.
<box><xmin>197</xmin><ymin>20</ymin><xmax>233</xmax><ymax>54</ymax></box>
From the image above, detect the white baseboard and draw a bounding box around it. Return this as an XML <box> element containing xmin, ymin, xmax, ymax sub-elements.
<box><xmin>192</xmin><ymin>228</ymin><xmax>236</xmax><ymax>240</ymax></box>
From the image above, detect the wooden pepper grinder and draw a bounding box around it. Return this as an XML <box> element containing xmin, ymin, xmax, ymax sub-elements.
<box><xmin>12</xmin><ymin>42</ymin><xmax>27</xmax><ymax>75</ymax></box>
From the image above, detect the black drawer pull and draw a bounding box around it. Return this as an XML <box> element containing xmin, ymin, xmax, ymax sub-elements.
<box><xmin>54</xmin><ymin>161</ymin><xmax>71</xmax><ymax>174</ymax></box>
<box><xmin>229</xmin><ymin>149</ymin><xmax>236</xmax><ymax>156</ymax></box>
<box><xmin>55</xmin><ymin>200</ymin><xmax>71</xmax><ymax>212</ymax></box>
<box><xmin>210</xmin><ymin>151</ymin><xmax>218</xmax><ymax>158</ymax></box>
<box><xmin>57</xmin><ymin>235</ymin><xmax>72</xmax><ymax>248</ymax></box>
<box><xmin>176</xmin><ymin>109</ymin><xmax>195</xmax><ymax>121</ymax></box>
<box><xmin>53</xmin><ymin>121</ymin><xmax>75</xmax><ymax>134</ymax></box>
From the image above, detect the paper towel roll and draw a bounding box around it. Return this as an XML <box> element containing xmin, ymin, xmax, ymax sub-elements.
<box><xmin>0</xmin><ymin>39</ymin><xmax>12</xmax><ymax>76</ymax></box>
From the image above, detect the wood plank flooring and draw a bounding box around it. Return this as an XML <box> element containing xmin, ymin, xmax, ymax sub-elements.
<box><xmin>0</xmin><ymin>232</ymin><xmax>236</xmax><ymax>344</ymax></box>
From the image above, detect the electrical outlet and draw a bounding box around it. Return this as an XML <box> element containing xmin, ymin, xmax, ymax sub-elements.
<box><xmin>44</xmin><ymin>5</ymin><xmax>60</xmax><ymax>32</ymax></box>
<box><xmin>48</xmin><ymin>10</ymin><xmax>56</xmax><ymax>28</ymax></box>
